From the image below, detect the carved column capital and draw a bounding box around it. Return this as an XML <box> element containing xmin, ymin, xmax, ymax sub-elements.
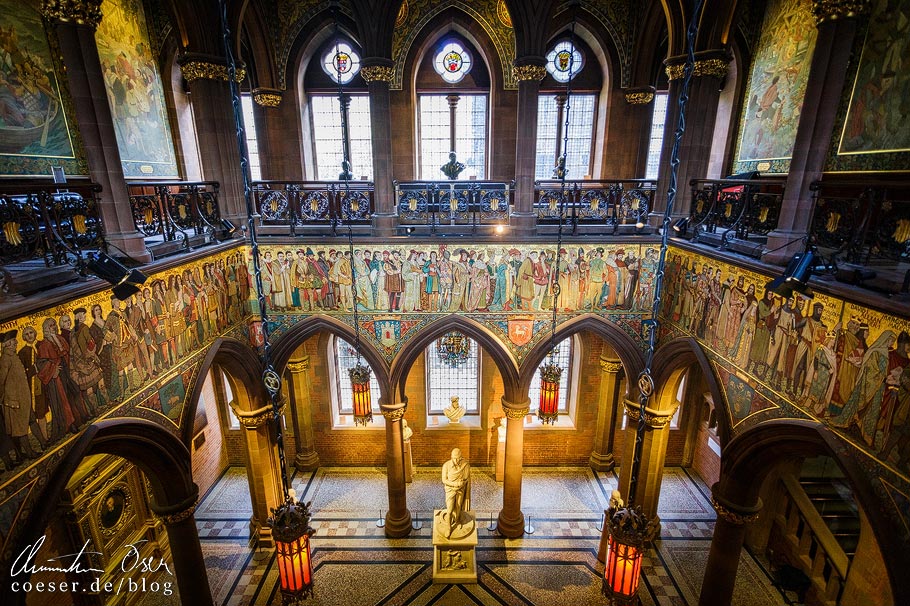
<box><xmin>600</xmin><ymin>356</ymin><xmax>624</xmax><ymax>374</ymax></box>
<box><xmin>502</xmin><ymin>397</ymin><xmax>531</xmax><ymax>419</ymax></box>
<box><xmin>380</xmin><ymin>402</ymin><xmax>407</xmax><ymax>422</ymax></box>
<box><xmin>230</xmin><ymin>402</ymin><xmax>284</xmax><ymax>429</ymax></box>
<box><xmin>158</xmin><ymin>503</ymin><xmax>197</xmax><ymax>525</ymax></box>
<box><xmin>812</xmin><ymin>0</ymin><xmax>869</xmax><ymax>24</ymax></box>
<box><xmin>623</xmin><ymin>399</ymin><xmax>677</xmax><ymax>429</ymax></box>
<box><xmin>285</xmin><ymin>356</ymin><xmax>310</xmax><ymax>374</ymax></box>
<box><xmin>665</xmin><ymin>51</ymin><xmax>731</xmax><ymax>81</ymax></box>
<box><xmin>710</xmin><ymin>487</ymin><xmax>762</xmax><ymax>525</ymax></box>
<box><xmin>361</xmin><ymin>65</ymin><xmax>394</xmax><ymax>83</ymax></box>
<box><xmin>624</xmin><ymin>86</ymin><xmax>656</xmax><ymax>105</ymax></box>
<box><xmin>252</xmin><ymin>88</ymin><xmax>282</xmax><ymax>107</ymax></box>
<box><xmin>513</xmin><ymin>64</ymin><xmax>547</xmax><ymax>82</ymax></box>
<box><xmin>179</xmin><ymin>54</ymin><xmax>246</xmax><ymax>83</ymax></box>
<box><xmin>42</xmin><ymin>0</ymin><xmax>103</xmax><ymax>28</ymax></box>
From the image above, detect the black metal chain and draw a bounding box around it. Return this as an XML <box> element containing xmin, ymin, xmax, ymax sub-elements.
<box><xmin>219</xmin><ymin>0</ymin><xmax>291</xmax><ymax>496</ymax></box>
<box><xmin>628</xmin><ymin>0</ymin><xmax>705</xmax><ymax>506</ymax></box>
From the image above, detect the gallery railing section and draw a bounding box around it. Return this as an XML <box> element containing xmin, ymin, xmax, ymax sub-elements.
<box><xmin>0</xmin><ymin>181</ymin><xmax>105</xmax><ymax>269</ymax></box>
<box><xmin>687</xmin><ymin>178</ymin><xmax>785</xmax><ymax>257</ymax></box>
<box><xmin>395</xmin><ymin>180</ymin><xmax>511</xmax><ymax>234</ymax></box>
<box><xmin>809</xmin><ymin>180</ymin><xmax>910</xmax><ymax>266</ymax></box>
<box><xmin>127</xmin><ymin>181</ymin><xmax>221</xmax><ymax>252</ymax></box>
<box><xmin>252</xmin><ymin>180</ymin><xmax>373</xmax><ymax>235</ymax></box>
<box><xmin>533</xmin><ymin>179</ymin><xmax>655</xmax><ymax>234</ymax></box>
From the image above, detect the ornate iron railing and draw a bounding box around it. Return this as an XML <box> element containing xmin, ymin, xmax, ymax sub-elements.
<box><xmin>252</xmin><ymin>180</ymin><xmax>373</xmax><ymax>235</ymax></box>
<box><xmin>809</xmin><ymin>180</ymin><xmax>910</xmax><ymax>265</ymax></box>
<box><xmin>533</xmin><ymin>179</ymin><xmax>655</xmax><ymax>233</ymax></box>
<box><xmin>395</xmin><ymin>180</ymin><xmax>511</xmax><ymax>233</ymax></box>
<box><xmin>689</xmin><ymin>178</ymin><xmax>785</xmax><ymax>250</ymax></box>
<box><xmin>127</xmin><ymin>180</ymin><xmax>221</xmax><ymax>246</ymax></box>
<box><xmin>0</xmin><ymin>182</ymin><xmax>105</xmax><ymax>268</ymax></box>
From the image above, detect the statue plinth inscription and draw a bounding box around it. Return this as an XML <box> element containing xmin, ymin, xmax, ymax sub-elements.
<box><xmin>432</xmin><ymin>448</ymin><xmax>478</xmax><ymax>583</ymax></box>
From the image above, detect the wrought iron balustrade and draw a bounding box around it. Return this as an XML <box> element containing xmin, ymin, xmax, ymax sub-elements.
<box><xmin>688</xmin><ymin>178</ymin><xmax>785</xmax><ymax>255</ymax></box>
<box><xmin>395</xmin><ymin>180</ymin><xmax>511</xmax><ymax>233</ymax></box>
<box><xmin>533</xmin><ymin>179</ymin><xmax>655</xmax><ymax>234</ymax></box>
<box><xmin>252</xmin><ymin>180</ymin><xmax>373</xmax><ymax>235</ymax></box>
<box><xmin>0</xmin><ymin>182</ymin><xmax>105</xmax><ymax>269</ymax></box>
<box><xmin>127</xmin><ymin>181</ymin><xmax>221</xmax><ymax>247</ymax></box>
<box><xmin>809</xmin><ymin>180</ymin><xmax>910</xmax><ymax>266</ymax></box>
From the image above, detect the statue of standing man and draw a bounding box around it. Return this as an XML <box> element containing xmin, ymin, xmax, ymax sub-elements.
<box><xmin>441</xmin><ymin>448</ymin><xmax>471</xmax><ymax>538</ymax></box>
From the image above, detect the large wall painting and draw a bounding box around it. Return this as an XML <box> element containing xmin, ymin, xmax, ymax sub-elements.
<box><xmin>661</xmin><ymin>246</ymin><xmax>910</xmax><ymax>482</ymax></box>
<box><xmin>0</xmin><ymin>1</ymin><xmax>87</xmax><ymax>177</ymax></box>
<box><xmin>249</xmin><ymin>243</ymin><xmax>656</xmax><ymax>363</ymax></box>
<box><xmin>733</xmin><ymin>0</ymin><xmax>817</xmax><ymax>174</ymax></box>
<box><xmin>95</xmin><ymin>0</ymin><xmax>178</xmax><ymax>177</ymax></box>
<box><xmin>828</xmin><ymin>0</ymin><xmax>910</xmax><ymax>172</ymax></box>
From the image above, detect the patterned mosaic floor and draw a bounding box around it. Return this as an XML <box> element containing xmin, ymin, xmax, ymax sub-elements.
<box><xmin>189</xmin><ymin>466</ymin><xmax>786</xmax><ymax>606</ymax></box>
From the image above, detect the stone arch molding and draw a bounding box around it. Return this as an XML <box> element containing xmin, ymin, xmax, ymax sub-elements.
<box><xmin>392</xmin><ymin>0</ymin><xmax>517</xmax><ymax>89</ymax></box>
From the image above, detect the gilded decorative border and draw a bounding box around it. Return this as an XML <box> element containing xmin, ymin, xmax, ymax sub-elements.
<box><xmin>253</xmin><ymin>88</ymin><xmax>282</xmax><ymax>107</ymax></box>
<box><xmin>812</xmin><ymin>0</ymin><xmax>869</xmax><ymax>24</ymax></box>
<box><xmin>42</xmin><ymin>0</ymin><xmax>103</xmax><ymax>29</ymax></box>
<box><xmin>513</xmin><ymin>64</ymin><xmax>547</xmax><ymax>82</ymax></box>
<box><xmin>180</xmin><ymin>61</ymin><xmax>246</xmax><ymax>83</ymax></box>
<box><xmin>360</xmin><ymin>65</ymin><xmax>394</xmax><ymax>83</ymax></box>
<box><xmin>624</xmin><ymin>91</ymin><xmax>654</xmax><ymax>105</ymax></box>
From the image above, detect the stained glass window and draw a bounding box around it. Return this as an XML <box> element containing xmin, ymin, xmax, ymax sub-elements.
<box><xmin>418</xmin><ymin>94</ymin><xmax>487</xmax><ymax>179</ymax></box>
<box><xmin>546</xmin><ymin>40</ymin><xmax>583</xmax><ymax>83</ymax></box>
<box><xmin>528</xmin><ymin>338</ymin><xmax>573</xmax><ymax>414</ymax></box>
<box><xmin>322</xmin><ymin>41</ymin><xmax>361</xmax><ymax>84</ymax></box>
<box><xmin>434</xmin><ymin>41</ymin><xmax>473</xmax><ymax>84</ymax></box>
<box><xmin>426</xmin><ymin>337</ymin><xmax>480</xmax><ymax>414</ymax></box>
<box><xmin>535</xmin><ymin>94</ymin><xmax>596</xmax><ymax>180</ymax></box>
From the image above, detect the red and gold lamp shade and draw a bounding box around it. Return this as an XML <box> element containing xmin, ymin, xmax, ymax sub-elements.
<box><xmin>538</xmin><ymin>361</ymin><xmax>563</xmax><ymax>425</ymax></box>
<box><xmin>348</xmin><ymin>364</ymin><xmax>373</xmax><ymax>426</ymax></box>
<box><xmin>269</xmin><ymin>490</ymin><xmax>316</xmax><ymax>603</ymax></box>
<box><xmin>602</xmin><ymin>503</ymin><xmax>658</xmax><ymax>604</ymax></box>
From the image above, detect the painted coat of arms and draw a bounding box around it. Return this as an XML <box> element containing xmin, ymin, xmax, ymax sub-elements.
<box><xmin>507</xmin><ymin>316</ymin><xmax>535</xmax><ymax>346</ymax></box>
<box><xmin>374</xmin><ymin>316</ymin><xmax>401</xmax><ymax>348</ymax></box>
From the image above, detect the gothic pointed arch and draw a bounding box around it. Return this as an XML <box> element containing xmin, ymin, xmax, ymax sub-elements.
<box><xmin>390</xmin><ymin>315</ymin><xmax>520</xmax><ymax>403</ymax></box>
<box><xmin>519</xmin><ymin>313</ymin><xmax>644</xmax><ymax>394</ymax></box>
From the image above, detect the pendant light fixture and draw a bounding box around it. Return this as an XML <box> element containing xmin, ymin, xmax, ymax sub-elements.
<box><xmin>602</xmin><ymin>0</ymin><xmax>705</xmax><ymax>602</ymax></box>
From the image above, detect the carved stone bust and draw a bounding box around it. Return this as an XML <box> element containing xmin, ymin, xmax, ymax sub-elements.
<box><xmin>443</xmin><ymin>395</ymin><xmax>466</xmax><ymax>424</ymax></box>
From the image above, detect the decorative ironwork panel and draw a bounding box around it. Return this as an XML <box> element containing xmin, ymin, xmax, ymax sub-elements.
<box><xmin>338</xmin><ymin>189</ymin><xmax>371</xmax><ymax>221</ymax></box>
<box><xmin>479</xmin><ymin>187</ymin><xmax>509</xmax><ymax>220</ymax></box>
<box><xmin>46</xmin><ymin>191</ymin><xmax>104</xmax><ymax>262</ymax></box>
<box><xmin>299</xmin><ymin>191</ymin><xmax>329</xmax><ymax>221</ymax></box>
<box><xmin>618</xmin><ymin>189</ymin><xmax>651</xmax><ymax>225</ymax></box>
<box><xmin>536</xmin><ymin>188</ymin><xmax>567</xmax><ymax>220</ymax></box>
<box><xmin>129</xmin><ymin>194</ymin><xmax>163</xmax><ymax>237</ymax></box>
<box><xmin>397</xmin><ymin>188</ymin><xmax>429</xmax><ymax>223</ymax></box>
<box><xmin>167</xmin><ymin>190</ymin><xmax>198</xmax><ymax>231</ymax></box>
<box><xmin>0</xmin><ymin>194</ymin><xmax>44</xmax><ymax>264</ymax></box>
<box><xmin>580</xmin><ymin>188</ymin><xmax>614</xmax><ymax>221</ymax></box>
<box><xmin>197</xmin><ymin>191</ymin><xmax>221</xmax><ymax>224</ymax></box>
<box><xmin>871</xmin><ymin>194</ymin><xmax>910</xmax><ymax>262</ymax></box>
<box><xmin>257</xmin><ymin>189</ymin><xmax>292</xmax><ymax>223</ymax></box>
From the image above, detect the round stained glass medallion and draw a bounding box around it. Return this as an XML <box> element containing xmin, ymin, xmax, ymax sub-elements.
<box><xmin>546</xmin><ymin>40</ymin><xmax>583</xmax><ymax>83</ymax></box>
<box><xmin>434</xmin><ymin>41</ymin><xmax>473</xmax><ymax>84</ymax></box>
<box><xmin>322</xmin><ymin>41</ymin><xmax>361</xmax><ymax>84</ymax></box>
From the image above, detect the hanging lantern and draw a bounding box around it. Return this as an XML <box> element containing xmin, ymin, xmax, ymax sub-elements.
<box><xmin>348</xmin><ymin>363</ymin><xmax>373</xmax><ymax>426</ymax></box>
<box><xmin>269</xmin><ymin>490</ymin><xmax>316</xmax><ymax>604</ymax></box>
<box><xmin>602</xmin><ymin>503</ymin><xmax>657</xmax><ymax>605</ymax></box>
<box><xmin>538</xmin><ymin>361</ymin><xmax>562</xmax><ymax>425</ymax></box>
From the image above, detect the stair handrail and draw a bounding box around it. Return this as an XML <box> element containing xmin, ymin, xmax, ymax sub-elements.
<box><xmin>780</xmin><ymin>474</ymin><xmax>850</xmax><ymax>581</ymax></box>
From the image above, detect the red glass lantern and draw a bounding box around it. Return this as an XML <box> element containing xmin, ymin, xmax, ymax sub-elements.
<box><xmin>349</xmin><ymin>364</ymin><xmax>372</xmax><ymax>426</ymax></box>
<box><xmin>538</xmin><ymin>362</ymin><xmax>563</xmax><ymax>425</ymax></box>
<box><xmin>269</xmin><ymin>491</ymin><xmax>315</xmax><ymax>603</ymax></box>
<box><xmin>602</xmin><ymin>504</ymin><xmax>657</xmax><ymax>604</ymax></box>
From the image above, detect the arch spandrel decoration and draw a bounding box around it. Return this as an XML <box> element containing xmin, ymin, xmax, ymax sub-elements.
<box><xmin>574</xmin><ymin>0</ymin><xmax>632</xmax><ymax>88</ymax></box>
<box><xmin>390</xmin><ymin>0</ymin><xmax>516</xmax><ymax>89</ymax></box>
<box><xmin>274</xmin><ymin>1</ymin><xmax>355</xmax><ymax>90</ymax></box>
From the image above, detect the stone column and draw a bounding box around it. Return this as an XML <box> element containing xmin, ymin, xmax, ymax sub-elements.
<box><xmin>250</xmin><ymin>88</ymin><xmax>288</xmax><ymax>181</ymax></box>
<box><xmin>178</xmin><ymin>55</ymin><xmax>246</xmax><ymax>222</ymax></box>
<box><xmin>652</xmin><ymin>52</ymin><xmax>730</xmax><ymax>223</ymax></box>
<box><xmin>42</xmin><ymin>0</ymin><xmax>151</xmax><ymax>262</ymax></box>
<box><xmin>285</xmin><ymin>355</ymin><xmax>320</xmax><ymax>470</ymax></box>
<box><xmin>698</xmin><ymin>487</ymin><xmax>762</xmax><ymax>606</ymax></box>
<box><xmin>763</xmin><ymin>4</ymin><xmax>866</xmax><ymax>264</ymax></box>
<box><xmin>361</xmin><ymin>61</ymin><xmax>397</xmax><ymax>237</ymax></box>
<box><xmin>380</xmin><ymin>402</ymin><xmax>412</xmax><ymax>537</ymax></box>
<box><xmin>151</xmin><ymin>497</ymin><xmax>214</xmax><ymax>606</ymax></box>
<box><xmin>622</xmin><ymin>87</ymin><xmax>657</xmax><ymax>177</ymax></box>
<box><xmin>497</xmin><ymin>397</ymin><xmax>530</xmax><ymax>538</ymax></box>
<box><xmin>511</xmin><ymin>61</ymin><xmax>547</xmax><ymax>236</ymax></box>
<box><xmin>616</xmin><ymin>399</ymin><xmax>677</xmax><ymax>522</ymax></box>
<box><xmin>589</xmin><ymin>356</ymin><xmax>624</xmax><ymax>471</ymax></box>
<box><xmin>230</xmin><ymin>402</ymin><xmax>285</xmax><ymax>547</ymax></box>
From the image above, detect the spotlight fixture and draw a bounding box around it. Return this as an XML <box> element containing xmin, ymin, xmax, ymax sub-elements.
<box><xmin>85</xmin><ymin>252</ymin><xmax>148</xmax><ymax>300</ymax></box>
<box><xmin>765</xmin><ymin>247</ymin><xmax>835</xmax><ymax>300</ymax></box>
<box><xmin>672</xmin><ymin>217</ymin><xmax>689</xmax><ymax>235</ymax></box>
<box><xmin>221</xmin><ymin>219</ymin><xmax>239</xmax><ymax>237</ymax></box>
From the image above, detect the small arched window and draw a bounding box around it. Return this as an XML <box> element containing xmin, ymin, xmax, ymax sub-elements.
<box><xmin>322</xmin><ymin>41</ymin><xmax>361</xmax><ymax>84</ymax></box>
<box><xmin>434</xmin><ymin>41</ymin><xmax>473</xmax><ymax>84</ymax></box>
<box><xmin>546</xmin><ymin>40</ymin><xmax>583</xmax><ymax>83</ymax></box>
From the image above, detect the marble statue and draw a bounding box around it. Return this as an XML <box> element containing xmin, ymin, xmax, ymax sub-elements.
<box><xmin>440</xmin><ymin>448</ymin><xmax>471</xmax><ymax>538</ymax></box>
<box><xmin>402</xmin><ymin>418</ymin><xmax>412</xmax><ymax>442</ymax></box>
<box><xmin>497</xmin><ymin>418</ymin><xmax>506</xmax><ymax>442</ymax></box>
<box><xmin>443</xmin><ymin>396</ymin><xmax>466</xmax><ymax>424</ymax></box>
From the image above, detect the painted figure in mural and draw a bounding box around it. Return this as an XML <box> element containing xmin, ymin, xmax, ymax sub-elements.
<box><xmin>70</xmin><ymin>307</ymin><xmax>105</xmax><ymax>416</ymax></box>
<box><xmin>151</xmin><ymin>281</ymin><xmax>174</xmax><ymax>367</ymax></box>
<box><xmin>467</xmin><ymin>252</ymin><xmax>490</xmax><ymax>312</ymax></box>
<box><xmin>804</xmin><ymin>329</ymin><xmax>839</xmax><ymax>416</ymax></box>
<box><xmin>319</xmin><ymin>251</ymin><xmax>336</xmax><ymax>310</ymax></box>
<box><xmin>874</xmin><ymin>331</ymin><xmax>910</xmax><ymax>451</ymax></box>
<box><xmin>748</xmin><ymin>289</ymin><xmax>779</xmax><ymax>378</ymax></box>
<box><xmin>576</xmin><ymin>247</ymin><xmax>588</xmax><ymax>310</ymax></box>
<box><xmin>724</xmin><ymin>276</ymin><xmax>748</xmax><ymax>354</ymax></box>
<box><xmin>830</xmin><ymin>330</ymin><xmax>895</xmax><ymax>444</ymax></box>
<box><xmin>271</xmin><ymin>251</ymin><xmax>288</xmax><ymax>311</ymax></box>
<box><xmin>0</xmin><ymin>330</ymin><xmax>39</xmax><ymax>461</ymax></box>
<box><xmin>423</xmin><ymin>250</ymin><xmax>440</xmax><ymax>312</ymax></box>
<box><xmin>703</xmin><ymin>268</ymin><xmax>723</xmax><ymax>341</ymax></box>
<box><xmin>438</xmin><ymin>249</ymin><xmax>453</xmax><ymax>311</ymax></box>
<box><xmin>18</xmin><ymin>326</ymin><xmax>48</xmax><ymax>445</ymax></box>
<box><xmin>369</xmin><ymin>250</ymin><xmax>383</xmax><ymax>311</ymax></box>
<box><xmin>731</xmin><ymin>284</ymin><xmax>758</xmax><ymax>368</ymax></box>
<box><xmin>381</xmin><ymin>250</ymin><xmax>401</xmax><ymax>311</ymax></box>
<box><xmin>449</xmin><ymin>250</ymin><xmax>470</xmax><ymax>312</ymax></box>
<box><xmin>489</xmin><ymin>250</ymin><xmax>511</xmax><ymax>311</ymax></box>
<box><xmin>37</xmin><ymin>317</ymin><xmax>80</xmax><ymax>440</ymax></box>
<box><xmin>793</xmin><ymin>302</ymin><xmax>827</xmax><ymax>396</ymax></box>
<box><xmin>106</xmin><ymin>297</ymin><xmax>138</xmax><ymax>397</ymax></box>
<box><xmin>584</xmin><ymin>248</ymin><xmax>605</xmax><ymax>310</ymax></box>
<box><xmin>516</xmin><ymin>250</ymin><xmax>535</xmax><ymax>310</ymax></box>
<box><xmin>602</xmin><ymin>250</ymin><xmax>619</xmax><ymax>309</ymax></box>
<box><xmin>881</xmin><ymin>359</ymin><xmax>910</xmax><ymax>468</ymax></box>
<box><xmin>441</xmin><ymin>447</ymin><xmax>471</xmax><ymax>538</ymax></box>
<box><xmin>353</xmin><ymin>249</ymin><xmax>372</xmax><ymax>311</ymax></box>
<box><xmin>335</xmin><ymin>251</ymin><xmax>354</xmax><ymax>312</ymax></box>
<box><xmin>402</xmin><ymin>250</ymin><xmax>421</xmax><ymax>313</ymax></box>
<box><xmin>835</xmin><ymin>320</ymin><xmax>869</xmax><ymax>405</ymax></box>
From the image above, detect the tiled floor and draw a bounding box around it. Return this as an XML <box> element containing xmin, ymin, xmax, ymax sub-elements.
<box><xmin>190</xmin><ymin>466</ymin><xmax>786</xmax><ymax>606</ymax></box>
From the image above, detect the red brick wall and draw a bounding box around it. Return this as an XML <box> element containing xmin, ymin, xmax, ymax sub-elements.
<box><xmin>691</xmin><ymin>421</ymin><xmax>721</xmax><ymax>486</ymax></box>
<box><xmin>190</xmin><ymin>372</ymin><xmax>230</xmax><ymax>496</ymax></box>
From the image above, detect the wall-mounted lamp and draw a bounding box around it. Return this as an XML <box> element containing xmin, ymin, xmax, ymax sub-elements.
<box><xmin>671</xmin><ymin>217</ymin><xmax>689</xmax><ymax>235</ymax></box>
<box><xmin>85</xmin><ymin>252</ymin><xmax>148</xmax><ymax>300</ymax></box>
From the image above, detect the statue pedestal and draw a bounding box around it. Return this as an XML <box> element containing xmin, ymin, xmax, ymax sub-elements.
<box><xmin>432</xmin><ymin>510</ymin><xmax>478</xmax><ymax>584</ymax></box>
<box><xmin>403</xmin><ymin>440</ymin><xmax>413</xmax><ymax>483</ymax></box>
